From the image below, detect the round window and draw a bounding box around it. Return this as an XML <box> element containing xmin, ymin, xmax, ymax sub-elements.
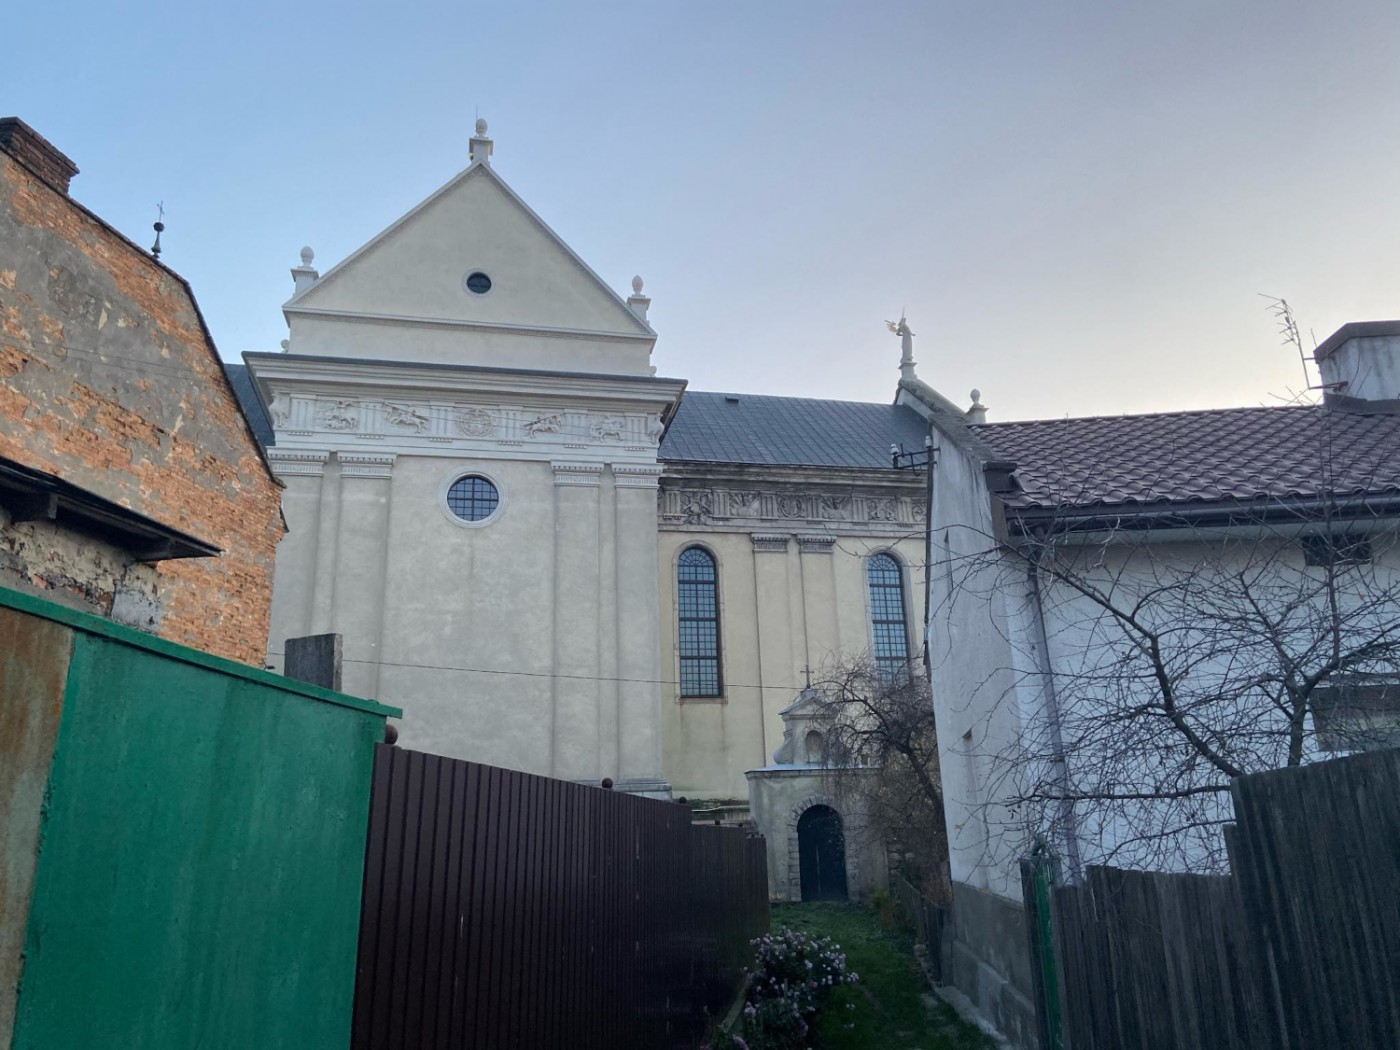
<box><xmin>464</xmin><ymin>271</ymin><xmax>492</xmax><ymax>295</ymax></box>
<box><xmin>445</xmin><ymin>475</ymin><xmax>500</xmax><ymax>522</ymax></box>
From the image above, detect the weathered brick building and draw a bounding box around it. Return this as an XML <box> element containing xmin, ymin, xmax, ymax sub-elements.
<box><xmin>0</xmin><ymin>117</ymin><xmax>282</xmax><ymax>664</ymax></box>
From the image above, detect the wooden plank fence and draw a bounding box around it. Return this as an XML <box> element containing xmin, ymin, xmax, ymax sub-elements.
<box><xmin>1027</xmin><ymin>747</ymin><xmax>1400</xmax><ymax>1050</ymax></box>
<box><xmin>351</xmin><ymin>744</ymin><xmax>769</xmax><ymax>1050</ymax></box>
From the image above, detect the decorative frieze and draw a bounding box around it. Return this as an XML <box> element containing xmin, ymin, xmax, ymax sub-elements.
<box><xmin>659</xmin><ymin>484</ymin><xmax>923</xmax><ymax>534</ymax></box>
<box><xmin>271</xmin><ymin>394</ymin><xmax>664</xmax><ymax>454</ymax></box>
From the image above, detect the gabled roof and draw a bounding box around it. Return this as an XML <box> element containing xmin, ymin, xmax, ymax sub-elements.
<box><xmin>974</xmin><ymin>403</ymin><xmax>1400</xmax><ymax>514</ymax></box>
<box><xmin>660</xmin><ymin>391</ymin><xmax>929</xmax><ymax>470</ymax></box>
<box><xmin>284</xmin><ymin>160</ymin><xmax>654</xmax><ymax>339</ymax></box>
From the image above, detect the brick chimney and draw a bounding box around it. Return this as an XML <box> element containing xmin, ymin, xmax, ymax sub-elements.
<box><xmin>0</xmin><ymin>117</ymin><xmax>79</xmax><ymax>195</ymax></box>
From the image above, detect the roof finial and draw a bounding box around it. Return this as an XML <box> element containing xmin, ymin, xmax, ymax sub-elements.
<box><xmin>967</xmin><ymin>388</ymin><xmax>987</xmax><ymax>423</ymax></box>
<box><xmin>291</xmin><ymin>245</ymin><xmax>319</xmax><ymax>295</ymax></box>
<box><xmin>627</xmin><ymin>274</ymin><xmax>652</xmax><ymax>323</ymax></box>
<box><xmin>885</xmin><ymin>314</ymin><xmax>917</xmax><ymax>381</ymax></box>
<box><xmin>150</xmin><ymin>202</ymin><xmax>165</xmax><ymax>259</ymax></box>
<box><xmin>470</xmin><ymin>117</ymin><xmax>493</xmax><ymax>166</ymax></box>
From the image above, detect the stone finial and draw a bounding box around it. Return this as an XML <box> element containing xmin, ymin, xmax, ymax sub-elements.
<box><xmin>627</xmin><ymin>273</ymin><xmax>652</xmax><ymax>323</ymax></box>
<box><xmin>470</xmin><ymin>117</ymin><xmax>494</xmax><ymax>166</ymax></box>
<box><xmin>967</xmin><ymin>389</ymin><xmax>988</xmax><ymax>424</ymax></box>
<box><xmin>279</xmin><ymin>339</ymin><xmax>290</xmax><ymax>352</ymax></box>
<box><xmin>291</xmin><ymin>245</ymin><xmax>319</xmax><ymax>295</ymax></box>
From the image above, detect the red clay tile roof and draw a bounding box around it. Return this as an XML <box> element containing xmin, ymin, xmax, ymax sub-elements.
<box><xmin>971</xmin><ymin>403</ymin><xmax>1400</xmax><ymax>511</ymax></box>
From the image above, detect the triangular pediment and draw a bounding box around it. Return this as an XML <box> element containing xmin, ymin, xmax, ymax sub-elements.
<box><xmin>287</xmin><ymin>162</ymin><xmax>653</xmax><ymax>340</ymax></box>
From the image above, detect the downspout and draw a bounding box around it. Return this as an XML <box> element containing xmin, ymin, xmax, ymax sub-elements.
<box><xmin>922</xmin><ymin>434</ymin><xmax>936</xmax><ymax>683</ymax></box>
<box><xmin>1027</xmin><ymin>543</ymin><xmax>1083</xmax><ymax>881</ymax></box>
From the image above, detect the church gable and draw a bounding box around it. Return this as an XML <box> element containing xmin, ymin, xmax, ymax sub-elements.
<box><xmin>286</xmin><ymin>146</ymin><xmax>653</xmax><ymax>345</ymax></box>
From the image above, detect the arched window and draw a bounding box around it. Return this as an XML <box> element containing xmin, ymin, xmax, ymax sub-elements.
<box><xmin>867</xmin><ymin>552</ymin><xmax>910</xmax><ymax>678</ymax></box>
<box><xmin>677</xmin><ymin>547</ymin><xmax>722</xmax><ymax>697</ymax></box>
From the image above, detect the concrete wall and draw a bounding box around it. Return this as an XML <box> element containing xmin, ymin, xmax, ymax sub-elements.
<box><xmin>0</xmin><ymin>584</ymin><xmax>395</xmax><ymax>1050</ymax></box>
<box><xmin>939</xmin><ymin>881</ymin><xmax>1040</xmax><ymax>1050</ymax></box>
<box><xmin>0</xmin><ymin>147</ymin><xmax>283</xmax><ymax>664</ymax></box>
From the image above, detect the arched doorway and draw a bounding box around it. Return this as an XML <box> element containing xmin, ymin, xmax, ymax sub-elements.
<box><xmin>797</xmin><ymin>805</ymin><xmax>848</xmax><ymax>901</ymax></box>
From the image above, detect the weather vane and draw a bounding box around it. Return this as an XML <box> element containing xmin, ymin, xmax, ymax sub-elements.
<box><xmin>150</xmin><ymin>202</ymin><xmax>165</xmax><ymax>259</ymax></box>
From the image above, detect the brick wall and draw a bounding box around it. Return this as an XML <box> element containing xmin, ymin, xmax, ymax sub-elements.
<box><xmin>0</xmin><ymin>149</ymin><xmax>283</xmax><ymax>665</ymax></box>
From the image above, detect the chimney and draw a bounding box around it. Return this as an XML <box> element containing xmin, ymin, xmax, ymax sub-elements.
<box><xmin>1314</xmin><ymin>321</ymin><xmax>1400</xmax><ymax>412</ymax></box>
<box><xmin>0</xmin><ymin>117</ymin><xmax>79</xmax><ymax>195</ymax></box>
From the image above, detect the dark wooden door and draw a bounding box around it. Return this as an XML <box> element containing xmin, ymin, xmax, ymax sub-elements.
<box><xmin>798</xmin><ymin>805</ymin><xmax>848</xmax><ymax>901</ymax></box>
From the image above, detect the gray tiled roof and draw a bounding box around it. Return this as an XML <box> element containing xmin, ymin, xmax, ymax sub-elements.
<box><xmin>660</xmin><ymin>391</ymin><xmax>928</xmax><ymax>470</ymax></box>
<box><xmin>973</xmin><ymin>403</ymin><xmax>1400</xmax><ymax>511</ymax></box>
<box><xmin>223</xmin><ymin>364</ymin><xmax>275</xmax><ymax>448</ymax></box>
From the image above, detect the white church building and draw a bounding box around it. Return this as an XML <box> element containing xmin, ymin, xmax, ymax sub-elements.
<box><xmin>232</xmin><ymin>122</ymin><xmax>940</xmax><ymax>893</ymax></box>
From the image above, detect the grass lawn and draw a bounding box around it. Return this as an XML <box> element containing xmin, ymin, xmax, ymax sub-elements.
<box><xmin>769</xmin><ymin>902</ymin><xmax>995</xmax><ymax>1050</ymax></box>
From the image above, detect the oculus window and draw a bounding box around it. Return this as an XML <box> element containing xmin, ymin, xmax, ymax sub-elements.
<box><xmin>678</xmin><ymin>547</ymin><xmax>722</xmax><ymax>697</ymax></box>
<box><xmin>867</xmin><ymin>553</ymin><xmax>910</xmax><ymax>678</ymax></box>
<box><xmin>464</xmin><ymin>271</ymin><xmax>493</xmax><ymax>295</ymax></box>
<box><xmin>445</xmin><ymin>475</ymin><xmax>500</xmax><ymax>522</ymax></box>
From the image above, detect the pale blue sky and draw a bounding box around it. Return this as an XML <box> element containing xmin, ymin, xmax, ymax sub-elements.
<box><xmin>8</xmin><ymin>1</ymin><xmax>1400</xmax><ymax>421</ymax></box>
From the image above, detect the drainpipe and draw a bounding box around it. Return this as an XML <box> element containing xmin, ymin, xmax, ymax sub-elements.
<box><xmin>1027</xmin><ymin>543</ymin><xmax>1083</xmax><ymax>882</ymax></box>
<box><xmin>922</xmin><ymin>434</ymin><xmax>937</xmax><ymax>683</ymax></box>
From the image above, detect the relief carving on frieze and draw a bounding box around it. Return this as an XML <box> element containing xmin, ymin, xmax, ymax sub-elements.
<box><xmin>727</xmin><ymin>490</ymin><xmax>761</xmax><ymax>517</ymax></box>
<box><xmin>318</xmin><ymin>399</ymin><xmax>359</xmax><ymax>431</ymax></box>
<box><xmin>678</xmin><ymin>490</ymin><xmax>713</xmax><ymax>524</ymax></box>
<box><xmin>524</xmin><ymin>414</ymin><xmax>564</xmax><ymax>438</ymax></box>
<box><xmin>590</xmin><ymin>416</ymin><xmax>627</xmax><ymax>442</ymax></box>
<box><xmin>866</xmin><ymin>497</ymin><xmax>896</xmax><ymax>522</ymax></box>
<box><xmin>383</xmin><ymin>403</ymin><xmax>430</xmax><ymax>432</ymax></box>
<box><xmin>454</xmin><ymin>407</ymin><xmax>496</xmax><ymax>438</ymax></box>
<box><xmin>817</xmin><ymin>495</ymin><xmax>850</xmax><ymax>520</ymax></box>
<box><xmin>777</xmin><ymin>495</ymin><xmax>806</xmax><ymax>518</ymax></box>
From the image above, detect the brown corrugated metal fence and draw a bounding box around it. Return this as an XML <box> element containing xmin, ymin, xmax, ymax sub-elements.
<box><xmin>351</xmin><ymin>744</ymin><xmax>769</xmax><ymax>1050</ymax></box>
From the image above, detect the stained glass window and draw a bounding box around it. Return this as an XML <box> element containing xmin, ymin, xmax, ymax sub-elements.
<box><xmin>678</xmin><ymin>546</ymin><xmax>722</xmax><ymax>697</ymax></box>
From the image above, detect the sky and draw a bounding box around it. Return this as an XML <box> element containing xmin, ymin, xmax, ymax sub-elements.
<box><xmin>7</xmin><ymin>1</ymin><xmax>1400</xmax><ymax>422</ymax></box>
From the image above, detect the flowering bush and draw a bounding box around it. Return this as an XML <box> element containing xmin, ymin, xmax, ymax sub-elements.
<box><xmin>702</xmin><ymin>928</ymin><xmax>860</xmax><ymax>1049</ymax></box>
<box><xmin>747</xmin><ymin>928</ymin><xmax>859</xmax><ymax>1018</ymax></box>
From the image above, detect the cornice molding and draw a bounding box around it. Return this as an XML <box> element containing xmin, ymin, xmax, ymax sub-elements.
<box><xmin>751</xmin><ymin>533</ymin><xmax>790</xmax><ymax>553</ymax></box>
<box><xmin>266</xmin><ymin>449</ymin><xmax>330</xmax><ymax>477</ymax></box>
<box><xmin>282</xmin><ymin>305</ymin><xmax>656</xmax><ymax>345</ymax></box>
<box><xmin>339</xmin><ymin>452</ymin><xmax>396</xmax><ymax>479</ymax></box>
<box><xmin>553</xmin><ymin>461</ymin><xmax>604</xmax><ymax>486</ymax></box>
<box><xmin>797</xmin><ymin>534</ymin><xmax>836</xmax><ymax>554</ymax></box>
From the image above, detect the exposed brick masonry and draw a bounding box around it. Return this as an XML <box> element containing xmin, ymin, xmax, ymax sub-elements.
<box><xmin>0</xmin><ymin>146</ymin><xmax>283</xmax><ymax>664</ymax></box>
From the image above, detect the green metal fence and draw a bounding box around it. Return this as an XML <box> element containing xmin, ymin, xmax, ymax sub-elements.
<box><xmin>0</xmin><ymin>585</ymin><xmax>398</xmax><ymax>1050</ymax></box>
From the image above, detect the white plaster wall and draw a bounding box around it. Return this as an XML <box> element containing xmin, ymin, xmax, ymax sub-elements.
<box><xmin>1318</xmin><ymin>335</ymin><xmax>1400</xmax><ymax>402</ymax></box>
<box><xmin>925</xmin><ymin>434</ymin><xmax>1038</xmax><ymax>901</ymax></box>
<box><xmin>658</xmin><ymin>529</ymin><xmax>926</xmax><ymax>800</ymax></box>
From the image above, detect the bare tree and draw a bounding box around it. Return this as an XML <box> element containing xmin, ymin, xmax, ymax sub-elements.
<box><xmin>941</xmin><ymin>513</ymin><xmax>1400</xmax><ymax>873</ymax></box>
<box><xmin>808</xmin><ymin>657</ymin><xmax>952</xmax><ymax>900</ymax></box>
